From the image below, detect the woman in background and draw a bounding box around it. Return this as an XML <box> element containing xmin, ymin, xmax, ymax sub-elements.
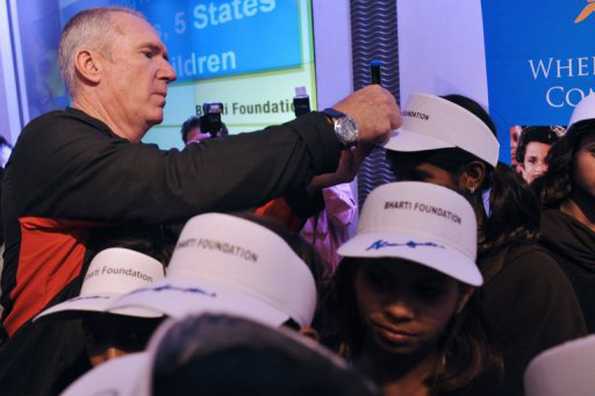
<box><xmin>534</xmin><ymin>93</ymin><xmax>595</xmax><ymax>331</ymax></box>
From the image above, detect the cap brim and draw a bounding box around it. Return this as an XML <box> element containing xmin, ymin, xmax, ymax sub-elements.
<box><xmin>61</xmin><ymin>352</ymin><xmax>147</xmax><ymax>396</ymax></box>
<box><xmin>338</xmin><ymin>231</ymin><xmax>482</xmax><ymax>286</ymax></box>
<box><xmin>34</xmin><ymin>293</ymin><xmax>163</xmax><ymax>321</ymax></box>
<box><xmin>108</xmin><ymin>279</ymin><xmax>290</xmax><ymax>327</ymax></box>
<box><xmin>384</xmin><ymin>127</ymin><xmax>456</xmax><ymax>153</ymax></box>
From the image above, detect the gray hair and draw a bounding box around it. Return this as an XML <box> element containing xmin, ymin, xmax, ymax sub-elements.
<box><xmin>58</xmin><ymin>7</ymin><xmax>145</xmax><ymax>95</ymax></box>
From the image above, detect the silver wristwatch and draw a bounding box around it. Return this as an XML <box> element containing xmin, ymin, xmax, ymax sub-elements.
<box><xmin>323</xmin><ymin>108</ymin><xmax>359</xmax><ymax>148</ymax></box>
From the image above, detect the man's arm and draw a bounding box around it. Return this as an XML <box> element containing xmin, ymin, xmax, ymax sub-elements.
<box><xmin>16</xmin><ymin>112</ymin><xmax>340</xmax><ymax>224</ymax></box>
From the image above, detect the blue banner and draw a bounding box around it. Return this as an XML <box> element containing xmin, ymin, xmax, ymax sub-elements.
<box><xmin>481</xmin><ymin>0</ymin><xmax>595</xmax><ymax>162</ymax></box>
<box><xmin>139</xmin><ymin>0</ymin><xmax>302</xmax><ymax>82</ymax></box>
<box><xmin>60</xmin><ymin>0</ymin><xmax>302</xmax><ymax>82</ymax></box>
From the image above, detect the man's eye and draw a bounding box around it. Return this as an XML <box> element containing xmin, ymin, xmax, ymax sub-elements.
<box><xmin>143</xmin><ymin>51</ymin><xmax>154</xmax><ymax>59</ymax></box>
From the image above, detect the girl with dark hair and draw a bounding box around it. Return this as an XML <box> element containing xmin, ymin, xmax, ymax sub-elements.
<box><xmin>534</xmin><ymin>93</ymin><xmax>595</xmax><ymax>331</ymax></box>
<box><xmin>515</xmin><ymin>126</ymin><xmax>561</xmax><ymax>184</ymax></box>
<box><xmin>380</xmin><ymin>93</ymin><xmax>586</xmax><ymax>395</ymax></box>
<box><xmin>332</xmin><ymin>181</ymin><xmax>497</xmax><ymax>395</ymax></box>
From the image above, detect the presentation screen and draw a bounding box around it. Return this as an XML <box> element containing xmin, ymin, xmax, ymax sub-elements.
<box><xmin>58</xmin><ymin>0</ymin><xmax>317</xmax><ymax>149</ymax></box>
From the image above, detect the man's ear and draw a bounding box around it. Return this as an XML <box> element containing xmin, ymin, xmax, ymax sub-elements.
<box><xmin>456</xmin><ymin>286</ymin><xmax>475</xmax><ymax>314</ymax></box>
<box><xmin>458</xmin><ymin>161</ymin><xmax>487</xmax><ymax>194</ymax></box>
<box><xmin>73</xmin><ymin>49</ymin><xmax>103</xmax><ymax>86</ymax></box>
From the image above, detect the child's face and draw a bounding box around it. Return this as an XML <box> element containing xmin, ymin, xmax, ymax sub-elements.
<box><xmin>354</xmin><ymin>259</ymin><xmax>468</xmax><ymax>355</ymax></box>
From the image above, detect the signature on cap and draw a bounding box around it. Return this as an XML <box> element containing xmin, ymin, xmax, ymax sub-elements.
<box><xmin>126</xmin><ymin>284</ymin><xmax>217</xmax><ymax>298</ymax></box>
<box><xmin>366</xmin><ymin>239</ymin><xmax>445</xmax><ymax>251</ymax></box>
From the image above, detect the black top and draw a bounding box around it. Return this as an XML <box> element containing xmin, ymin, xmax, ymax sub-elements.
<box><xmin>462</xmin><ymin>242</ymin><xmax>587</xmax><ymax>396</ymax></box>
<box><xmin>541</xmin><ymin>208</ymin><xmax>595</xmax><ymax>331</ymax></box>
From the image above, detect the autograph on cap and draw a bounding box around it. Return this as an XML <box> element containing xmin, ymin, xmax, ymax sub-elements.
<box><xmin>366</xmin><ymin>239</ymin><xmax>445</xmax><ymax>251</ymax></box>
<box><xmin>125</xmin><ymin>284</ymin><xmax>217</xmax><ymax>298</ymax></box>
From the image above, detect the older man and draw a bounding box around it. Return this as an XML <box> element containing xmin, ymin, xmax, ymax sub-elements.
<box><xmin>1</xmin><ymin>7</ymin><xmax>399</xmax><ymax>337</ymax></box>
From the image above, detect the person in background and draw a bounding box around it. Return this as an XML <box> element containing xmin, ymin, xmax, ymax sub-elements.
<box><xmin>332</xmin><ymin>182</ymin><xmax>498</xmax><ymax>396</ymax></box>
<box><xmin>384</xmin><ymin>93</ymin><xmax>586</xmax><ymax>395</ymax></box>
<box><xmin>515</xmin><ymin>126</ymin><xmax>562</xmax><ymax>184</ymax></box>
<box><xmin>1</xmin><ymin>6</ymin><xmax>400</xmax><ymax>339</ymax></box>
<box><xmin>63</xmin><ymin>314</ymin><xmax>381</xmax><ymax>396</ymax></box>
<box><xmin>534</xmin><ymin>93</ymin><xmax>595</xmax><ymax>332</ymax></box>
<box><xmin>180</xmin><ymin>115</ymin><xmax>228</xmax><ymax>145</ymax></box>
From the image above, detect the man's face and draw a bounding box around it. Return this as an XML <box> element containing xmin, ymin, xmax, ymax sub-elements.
<box><xmin>100</xmin><ymin>13</ymin><xmax>176</xmax><ymax>142</ymax></box>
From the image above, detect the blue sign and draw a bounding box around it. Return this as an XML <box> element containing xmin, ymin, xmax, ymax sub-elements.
<box><xmin>59</xmin><ymin>0</ymin><xmax>303</xmax><ymax>83</ymax></box>
<box><xmin>138</xmin><ymin>0</ymin><xmax>302</xmax><ymax>82</ymax></box>
<box><xmin>481</xmin><ymin>0</ymin><xmax>595</xmax><ymax>162</ymax></box>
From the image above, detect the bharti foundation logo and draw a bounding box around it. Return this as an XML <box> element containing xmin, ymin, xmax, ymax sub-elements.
<box><xmin>575</xmin><ymin>0</ymin><xmax>595</xmax><ymax>23</ymax></box>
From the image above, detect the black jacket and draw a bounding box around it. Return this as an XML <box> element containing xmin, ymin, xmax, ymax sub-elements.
<box><xmin>464</xmin><ymin>242</ymin><xmax>587</xmax><ymax>396</ymax></box>
<box><xmin>541</xmin><ymin>208</ymin><xmax>595</xmax><ymax>331</ymax></box>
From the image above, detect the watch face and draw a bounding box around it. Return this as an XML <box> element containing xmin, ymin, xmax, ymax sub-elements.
<box><xmin>338</xmin><ymin>117</ymin><xmax>358</xmax><ymax>144</ymax></box>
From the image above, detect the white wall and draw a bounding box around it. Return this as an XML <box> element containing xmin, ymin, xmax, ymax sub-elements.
<box><xmin>397</xmin><ymin>1</ymin><xmax>489</xmax><ymax>109</ymax></box>
<box><xmin>0</xmin><ymin>0</ymin><xmax>22</xmax><ymax>144</ymax></box>
<box><xmin>312</xmin><ymin>0</ymin><xmax>353</xmax><ymax>110</ymax></box>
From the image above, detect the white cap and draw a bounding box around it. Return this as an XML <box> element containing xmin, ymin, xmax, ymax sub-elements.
<box><xmin>338</xmin><ymin>182</ymin><xmax>483</xmax><ymax>286</ymax></box>
<box><xmin>384</xmin><ymin>93</ymin><xmax>500</xmax><ymax>166</ymax></box>
<box><xmin>524</xmin><ymin>335</ymin><xmax>595</xmax><ymax>396</ymax></box>
<box><xmin>35</xmin><ymin>248</ymin><xmax>165</xmax><ymax>320</ymax></box>
<box><xmin>568</xmin><ymin>92</ymin><xmax>595</xmax><ymax>128</ymax></box>
<box><xmin>109</xmin><ymin>213</ymin><xmax>317</xmax><ymax>327</ymax></box>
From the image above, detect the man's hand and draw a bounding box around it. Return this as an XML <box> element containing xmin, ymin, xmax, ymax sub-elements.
<box><xmin>333</xmin><ymin>85</ymin><xmax>401</xmax><ymax>145</ymax></box>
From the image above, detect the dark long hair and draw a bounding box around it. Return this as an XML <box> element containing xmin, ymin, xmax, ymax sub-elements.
<box><xmin>329</xmin><ymin>258</ymin><xmax>501</xmax><ymax>393</ymax></box>
<box><xmin>533</xmin><ymin>119</ymin><xmax>595</xmax><ymax>208</ymax></box>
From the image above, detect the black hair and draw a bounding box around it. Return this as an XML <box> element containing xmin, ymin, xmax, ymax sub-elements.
<box><xmin>515</xmin><ymin>126</ymin><xmax>561</xmax><ymax>164</ymax></box>
<box><xmin>180</xmin><ymin>116</ymin><xmax>201</xmax><ymax>144</ymax></box>
<box><xmin>480</xmin><ymin>163</ymin><xmax>541</xmax><ymax>265</ymax></box>
<box><xmin>533</xmin><ymin>119</ymin><xmax>595</xmax><ymax>208</ymax></box>
<box><xmin>329</xmin><ymin>258</ymin><xmax>501</xmax><ymax>393</ymax></box>
<box><xmin>84</xmin><ymin>223</ymin><xmax>181</xmax><ymax>267</ymax></box>
<box><xmin>152</xmin><ymin>314</ymin><xmax>380</xmax><ymax>396</ymax></box>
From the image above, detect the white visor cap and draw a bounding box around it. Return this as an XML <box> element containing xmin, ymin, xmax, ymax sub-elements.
<box><xmin>568</xmin><ymin>92</ymin><xmax>595</xmax><ymax>128</ymax></box>
<box><xmin>524</xmin><ymin>335</ymin><xmax>595</xmax><ymax>396</ymax></box>
<box><xmin>35</xmin><ymin>248</ymin><xmax>165</xmax><ymax>320</ymax></box>
<box><xmin>338</xmin><ymin>181</ymin><xmax>482</xmax><ymax>286</ymax></box>
<box><xmin>385</xmin><ymin>93</ymin><xmax>500</xmax><ymax>166</ymax></box>
<box><xmin>110</xmin><ymin>213</ymin><xmax>317</xmax><ymax>328</ymax></box>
